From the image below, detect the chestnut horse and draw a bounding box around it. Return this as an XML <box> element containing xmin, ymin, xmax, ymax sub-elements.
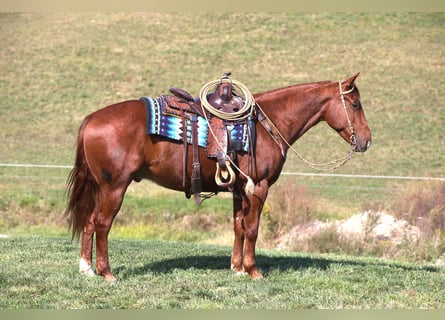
<box><xmin>66</xmin><ymin>73</ymin><xmax>371</xmax><ymax>281</ymax></box>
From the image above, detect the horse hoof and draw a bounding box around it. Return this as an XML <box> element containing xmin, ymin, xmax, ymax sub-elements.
<box><xmin>249</xmin><ymin>270</ymin><xmax>264</xmax><ymax>280</ymax></box>
<box><xmin>104</xmin><ymin>274</ymin><xmax>118</xmax><ymax>283</ymax></box>
<box><xmin>231</xmin><ymin>264</ymin><xmax>247</xmax><ymax>276</ymax></box>
<box><xmin>80</xmin><ymin>269</ymin><xmax>95</xmax><ymax>277</ymax></box>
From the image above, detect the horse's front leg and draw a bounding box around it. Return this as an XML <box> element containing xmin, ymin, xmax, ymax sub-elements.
<box><xmin>231</xmin><ymin>192</ymin><xmax>245</xmax><ymax>274</ymax></box>
<box><xmin>242</xmin><ymin>179</ymin><xmax>268</xmax><ymax>279</ymax></box>
<box><xmin>231</xmin><ymin>180</ymin><xmax>268</xmax><ymax>278</ymax></box>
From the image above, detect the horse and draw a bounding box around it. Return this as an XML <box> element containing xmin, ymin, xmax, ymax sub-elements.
<box><xmin>66</xmin><ymin>73</ymin><xmax>371</xmax><ymax>281</ymax></box>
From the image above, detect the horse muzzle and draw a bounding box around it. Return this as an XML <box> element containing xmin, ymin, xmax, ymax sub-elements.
<box><xmin>354</xmin><ymin>138</ymin><xmax>372</xmax><ymax>152</ymax></box>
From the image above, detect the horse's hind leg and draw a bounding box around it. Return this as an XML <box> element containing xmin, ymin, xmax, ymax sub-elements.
<box><xmin>78</xmin><ymin>187</ymin><xmax>126</xmax><ymax>280</ymax></box>
<box><xmin>79</xmin><ymin>214</ymin><xmax>95</xmax><ymax>276</ymax></box>
<box><xmin>94</xmin><ymin>185</ymin><xmax>128</xmax><ymax>281</ymax></box>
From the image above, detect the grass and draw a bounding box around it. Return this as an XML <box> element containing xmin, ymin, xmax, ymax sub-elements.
<box><xmin>1</xmin><ymin>235</ymin><xmax>444</xmax><ymax>309</ymax></box>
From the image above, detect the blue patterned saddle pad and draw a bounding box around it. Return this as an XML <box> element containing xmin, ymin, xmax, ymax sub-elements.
<box><xmin>140</xmin><ymin>96</ymin><xmax>251</xmax><ymax>153</ymax></box>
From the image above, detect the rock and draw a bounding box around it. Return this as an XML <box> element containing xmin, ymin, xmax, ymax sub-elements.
<box><xmin>336</xmin><ymin>211</ymin><xmax>420</xmax><ymax>244</ymax></box>
<box><xmin>275</xmin><ymin>211</ymin><xmax>421</xmax><ymax>250</ymax></box>
<box><xmin>435</xmin><ymin>256</ymin><xmax>445</xmax><ymax>267</ymax></box>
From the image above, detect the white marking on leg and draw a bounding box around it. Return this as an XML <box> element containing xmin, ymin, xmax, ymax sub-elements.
<box><xmin>231</xmin><ymin>263</ymin><xmax>248</xmax><ymax>276</ymax></box>
<box><xmin>234</xmin><ymin>270</ymin><xmax>248</xmax><ymax>276</ymax></box>
<box><xmin>79</xmin><ymin>258</ymin><xmax>95</xmax><ymax>276</ymax></box>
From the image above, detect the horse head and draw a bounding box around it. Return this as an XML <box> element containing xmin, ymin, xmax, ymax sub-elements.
<box><xmin>324</xmin><ymin>73</ymin><xmax>371</xmax><ymax>153</ymax></box>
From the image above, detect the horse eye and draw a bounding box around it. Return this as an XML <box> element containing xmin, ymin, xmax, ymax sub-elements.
<box><xmin>351</xmin><ymin>101</ymin><xmax>360</xmax><ymax>109</ymax></box>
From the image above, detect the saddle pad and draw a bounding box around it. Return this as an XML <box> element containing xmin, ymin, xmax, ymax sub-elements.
<box><xmin>140</xmin><ymin>96</ymin><xmax>251</xmax><ymax>154</ymax></box>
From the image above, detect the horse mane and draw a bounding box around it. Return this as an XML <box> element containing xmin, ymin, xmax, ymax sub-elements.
<box><xmin>253</xmin><ymin>80</ymin><xmax>332</xmax><ymax>99</ymax></box>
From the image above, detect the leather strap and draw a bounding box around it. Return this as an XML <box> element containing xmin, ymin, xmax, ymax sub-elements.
<box><xmin>181</xmin><ymin>109</ymin><xmax>188</xmax><ymax>190</ymax></box>
<box><xmin>190</xmin><ymin>114</ymin><xmax>202</xmax><ymax>204</ymax></box>
<box><xmin>258</xmin><ymin>111</ymin><xmax>286</xmax><ymax>158</ymax></box>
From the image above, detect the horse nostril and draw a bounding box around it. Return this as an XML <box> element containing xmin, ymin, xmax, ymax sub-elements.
<box><xmin>366</xmin><ymin>140</ymin><xmax>372</xmax><ymax>150</ymax></box>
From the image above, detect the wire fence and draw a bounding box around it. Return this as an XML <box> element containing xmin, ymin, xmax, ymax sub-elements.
<box><xmin>281</xmin><ymin>171</ymin><xmax>445</xmax><ymax>181</ymax></box>
<box><xmin>1</xmin><ymin>163</ymin><xmax>444</xmax><ymax>182</ymax></box>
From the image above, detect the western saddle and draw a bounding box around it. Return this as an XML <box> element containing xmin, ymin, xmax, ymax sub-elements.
<box><xmin>161</xmin><ymin>73</ymin><xmax>253</xmax><ymax>203</ymax></box>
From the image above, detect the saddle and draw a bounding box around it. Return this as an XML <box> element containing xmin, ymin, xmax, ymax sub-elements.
<box><xmin>165</xmin><ymin>82</ymin><xmax>244</xmax><ymax>119</ymax></box>
<box><xmin>161</xmin><ymin>75</ymin><xmax>251</xmax><ymax>203</ymax></box>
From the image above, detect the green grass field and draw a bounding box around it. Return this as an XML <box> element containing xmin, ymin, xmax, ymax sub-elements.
<box><xmin>0</xmin><ymin>13</ymin><xmax>444</xmax><ymax>308</ymax></box>
<box><xmin>1</xmin><ymin>236</ymin><xmax>444</xmax><ymax>308</ymax></box>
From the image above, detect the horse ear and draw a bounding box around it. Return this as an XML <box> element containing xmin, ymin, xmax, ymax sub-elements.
<box><xmin>344</xmin><ymin>73</ymin><xmax>360</xmax><ymax>88</ymax></box>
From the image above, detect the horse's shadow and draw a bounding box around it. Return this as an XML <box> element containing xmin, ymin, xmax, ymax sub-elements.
<box><xmin>114</xmin><ymin>252</ymin><xmax>440</xmax><ymax>280</ymax></box>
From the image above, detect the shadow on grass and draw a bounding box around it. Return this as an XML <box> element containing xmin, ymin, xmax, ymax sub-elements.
<box><xmin>114</xmin><ymin>252</ymin><xmax>440</xmax><ymax>280</ymax></box>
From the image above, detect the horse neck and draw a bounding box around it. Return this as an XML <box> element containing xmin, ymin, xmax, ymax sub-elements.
<box><xmin>255</xmin><ymin>81</ymin><xmax>333</xmax><ymax>145</ymax></box>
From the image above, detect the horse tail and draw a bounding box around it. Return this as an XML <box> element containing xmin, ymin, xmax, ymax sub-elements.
<box><xmin>66</xmin><ymin>117</ymin><xmax>99</xmax><ymax>240</ymax></box>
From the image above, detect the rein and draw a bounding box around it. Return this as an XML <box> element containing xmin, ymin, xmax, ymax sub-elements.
<box><xmin>257</xmin><ymin>80</ymin><xmax>356</xmax><ymax>172</ymax></box>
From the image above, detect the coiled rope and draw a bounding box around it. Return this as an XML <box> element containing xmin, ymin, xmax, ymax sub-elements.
<box><xmin>199</xmin><ymin>77</ymin><xmax>255</xmax><ymax>121</ymax></box>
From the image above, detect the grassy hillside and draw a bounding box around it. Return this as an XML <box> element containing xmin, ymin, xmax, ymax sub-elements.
<box><xmin>0</xmin><ymin>13</ymin><xmax>444</xmax><ymax>259</ymax></box>
<box><xmin>1</xmin><ymin>236</ymin><xmax>444</xmax><ymax>309</ymax></box>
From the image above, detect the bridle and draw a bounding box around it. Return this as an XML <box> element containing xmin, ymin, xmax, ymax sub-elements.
<box><xmin>257</xmin><ymin>80</ymin><xmax>358</xmax><ymax>172</ymax></box>
<box><xmin>338</xmin><ymin>81</ymin><xmax>357</xmax><ymax>149</ymax></box>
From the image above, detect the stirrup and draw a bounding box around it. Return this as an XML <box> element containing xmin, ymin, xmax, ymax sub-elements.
<box><xmin>215</xmin><ymin>161</ymin><xmax>236</xmax><ymax>188</ymax></box>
